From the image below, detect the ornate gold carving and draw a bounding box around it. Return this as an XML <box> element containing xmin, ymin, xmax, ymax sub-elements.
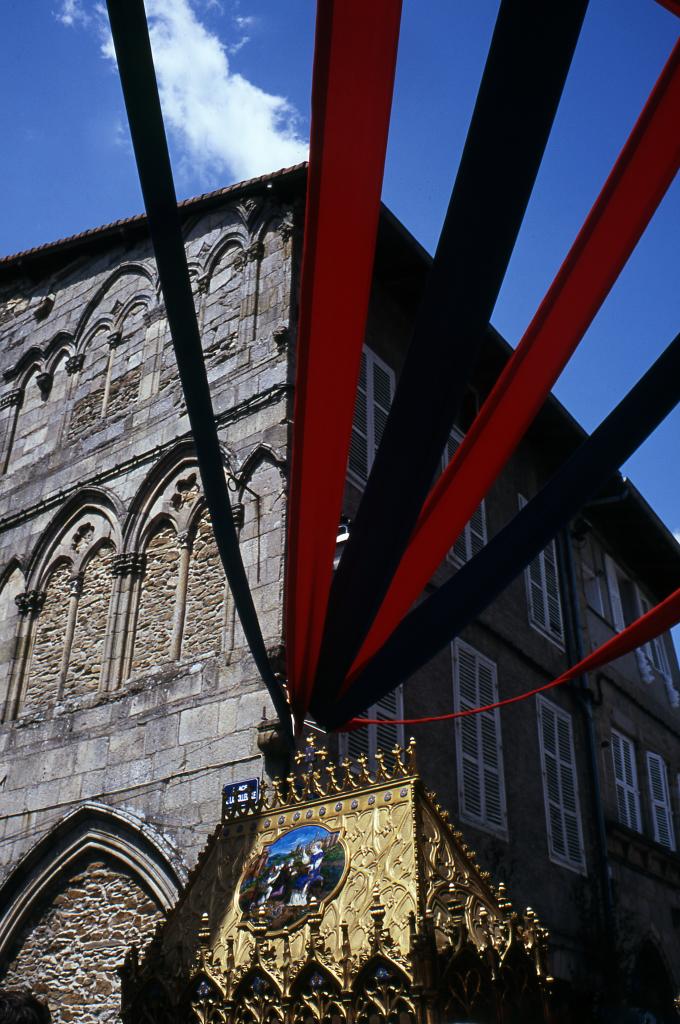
<box><xmin>121</xmin><ymin>739</ymin><xmax>552</xmax><ymax>1022</ymax></box>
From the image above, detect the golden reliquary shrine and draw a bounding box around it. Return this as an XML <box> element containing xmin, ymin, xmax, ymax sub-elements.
<box><xmin>120</xmin><ymin>739</ymin><xmax>554</xmax><ymax>1023</ymax></box>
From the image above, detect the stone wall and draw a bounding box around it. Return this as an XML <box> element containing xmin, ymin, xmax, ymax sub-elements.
<box><xmin>132</xmin><ymin>526</ymin><xmax>180</xmax><ymax>674</ymax></box>
<box><xmin>23</xmin><ymin>563</ymin><xmax>71</xmax><ymax>715</ymax></box>
<box><xmin>0</xmin><ymin>182</ymin><xmax>296</xmax><ymax>1009</ymax></box>
<box><xmin>66</xmin><ymin>544</ymin><xmax>115</xmax><ymax>697</ymax></box>
<box><xmin>183</xmin><ymin>510</ymin><xmax>225</xmax><ymax>660</ymax></box>
<box><xmin>1</xmin><ymin>855</ymin><xmax>163</xmax><ymax>1023</ymax></box>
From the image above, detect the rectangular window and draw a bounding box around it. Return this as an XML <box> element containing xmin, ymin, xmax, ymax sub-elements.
<box><xmin>444</xmin><ymin>428</ymin><xmax>487</xmax><ymax>564</ymax></box>
<box><xmin>604</xmin><ymin>554</ymin><xmax>626</xmax><ymax>631</ymax></box>
<box><xmin>536</xmin><ymin>696</ymin><xmax>586</xmax><ymax>872</ymax></box>
<box><xmin>341</xmin><ymin>687</ymin><xmax>405</xmax><ymax>770</ymax></box>
<box><xmin>646</xmin><ymin>751</ymin><xmax>676</xmax><ymax>851</ymax></box>
<box><xmin>611</xmin><ymin>730</ymin><xmax>642</xmax><ymax>832</ymax></box>
<box><xmin>637</xmin><ymin>590</ymin><xmax>671</xmax><ymax>680</ymax></box>
<box><xmin>348</xmin><ymin>347</ymin><xmax>395</xmax><ymax>485</ymax></box>
<box><xmin>583</xmin><ymin>564</ymin><xmax>605</xmax><ymax>617</ymax></box>
<box><xmin>452</xmin><ymin>640</ymin><xmax>507</xmax><ymax>835</ymax></box>
<box><xmin>519</xmin><ymin>495</ymin><xmax>564</xmax><ymax>646</ymax></box>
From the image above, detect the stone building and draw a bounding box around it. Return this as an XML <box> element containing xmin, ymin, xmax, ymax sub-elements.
<box><xmin>0</xmin><ymin>162</ymin><xmax>678</xmax><ymax>1020</ymax></box>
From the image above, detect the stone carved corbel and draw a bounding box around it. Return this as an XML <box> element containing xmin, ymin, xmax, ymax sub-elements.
<box><xmin>246</xmin><ymin>240</ymin><xmax>265</xmax><ymax>264</ymax></box>
<box><xmin>15</xmin><ymin>590</ymin><xmax>46</xmax><ymax>616</ymax></box>
<box><xmin>65</xmin><ymin>353</ymin><xmax>85</xmax><ymax>375</ymax></box>
<box><xmin>35</xmin><ymin>372</ymin><xmax>53</xmax><ymax>400</ymax></box>
<box><xmin>111</xmin><ymin>552</ymin><xmax>147</xmax><ymax>578</ymax></box>
<box><xmin>0</xmin><ymin>388</ymin><xmax>23</xmax><ymax>410</ymax></box>
<box><xmin>272</xmin><ymin>326</ymin><xmax>290</xmax><ymax>353</ymax></box>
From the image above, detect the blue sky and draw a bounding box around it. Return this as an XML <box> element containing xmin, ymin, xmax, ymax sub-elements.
<box><xmin>1</xmin><ymin>1</ymin><xmax>678</xmax><ymax>635</ymax></box>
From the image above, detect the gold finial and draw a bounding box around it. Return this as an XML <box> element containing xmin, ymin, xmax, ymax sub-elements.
<box><xmin>406</xmin><ymin>737</ymin><xmax>417</xmax><ymax>772</ymax></box>
<box><xmin>198</xmin><ymin>911</ymin><xmax>210</xmax><ymax>946</ymax></box>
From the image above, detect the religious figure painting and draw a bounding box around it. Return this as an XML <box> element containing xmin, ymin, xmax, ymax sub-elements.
<box><xmin>238</xmin><ymin>824</ymin><xmax>347</xmax><ymax>932</ymax></box>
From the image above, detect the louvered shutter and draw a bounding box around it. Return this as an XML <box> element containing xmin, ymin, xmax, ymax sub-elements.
<box><xmin>519</xmin><ymin>495</ymin><xmax>564</xmax><ymax>643</ymax></box>
<box><xmin>345</xmin><ymin>719</ymin><xmax>370</xmax><ymax>763</ymax></box>
<box><xmin>341</xmin><ymin>686</ymin><xmax>404</xmax><ymax>768</ymax></box>
<box><xmin>537</xmin><ymin>697</ymin><xmax>585</xmax><ymax>870</ymax></box>
<box><xmin>349</xmin><ymin>348</ymin><xmax>395</xmax><ymax>485</ymax></box>
<box><xmin>604</xmin><ymin>555</ymin><xmax>625</xmax><ymax>631</ymax></box>
<box><xmin>372</xmin><ymin>358</ymin><xmax>393</xmax><ymax>459</ymax></box>
<box><xmin>444</xmin><ymin>429</ymin><xmax>487</xmax><ymax>564</ymax></box>
<box><xmin>646</xmin><ymin>752</ymin><xmax>676</xmax><ymax>851</ymax></box>
<box><xmin>543</xmin><ymin>539</ymin><xmax>564</xmax><ymax>641</ymax></box>
<box><xmin>349</xmin><ymin>350</ymin><xmax>369</xmax><ymax>482</ymax></box>
<box><xmin>611</xmin><ymin>731</ymin><xmax>641</xmax><ymax>833</ymax></box>
<box><xmin>374</xmin><ymin>687</ymin><xmax>405</xmax><ymax>765</ymax></box>
<box><xmin>454</xmin><ymin>641</ymin><xmax>506</xmax><ymax>833</ymax></box>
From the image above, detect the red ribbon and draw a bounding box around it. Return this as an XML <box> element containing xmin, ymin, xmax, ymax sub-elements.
<box><xmin>344</xmin><ymin>40</ymin><xmax>680</xmax><ymax>690</ymax></box>
<box><xmin>343</xmin><ymin>586</ymin><xmax>680</xmax><ymax>729</ymax></box>
<box><xmin>285</xmin><ymin>0</ymin><xmax>402</xmax><ymax>726</ymax></box>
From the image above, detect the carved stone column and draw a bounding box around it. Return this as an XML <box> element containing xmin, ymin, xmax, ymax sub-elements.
<box><xmin>170</xmin><ymin>531</ymin><xmax>192</xmax><ymax>661</ymax></box>
<box><xmin>0</xmin><ymin>388</ymin><xmax>24</xmax><ymax>474</ymax></box>
<box><xmin>57</xmin><ymin>574</ymin><xmax>84</xmax><ymax>700</ymax></box>
<box><xmin>237</xmin><ymin>239</ymin><xmax>265</xmax><ymax>349</ymax></box>
<box><xmin>4</xmin><ymin>589</ymin><xmax>46</xmax><ymax>720</ymax></box>
<box><xmin>107</xmin><ymin>552</ymin><xmax>146</xmax><ymax>689</ymax></box>
<box><xmin>101</xmin><ymin>331</ymin><xmax>123</xmax><ymax>417</ymax></box>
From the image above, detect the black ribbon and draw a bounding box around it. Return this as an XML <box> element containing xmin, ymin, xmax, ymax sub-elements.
<box><xmin>312</xmin><ymin>0</ymin><xmax>589</xmax><ymax>719</ymax></box>
<box><xmin>320</xmin><ymin>332</ymin><xmax>680</xmax><ymax>730</ymax></box>
<box><xmin>106</xmin><ymin>0</ymin><xmax>291</xmax><ymax>740</ymax></box>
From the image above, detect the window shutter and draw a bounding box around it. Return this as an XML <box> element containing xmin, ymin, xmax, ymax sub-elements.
<box><xmin>341</xmin><ymin>686</ymin><xmax>404</xmax><ymax>768</ymax></box>
<box><xmin>519</xmin><ymin>495</ymin><xmax>564</xmax><ymax>644</ymax></box>
<box><xmin>604</xmin><ymin>554</ymin><xmax>625</xmax><ymax>631</ymax></box>
<box><xmin>543</xmin><ymin>539</ymin><xmax>564</xmax><ymax>640</ymax></box>
<box><xmin>646</xmin><ymin>752</ymin><xmax>676</xmax><ymax>851</ymax></box>
<box><xmin>583</xmin><ymin>565</ymin><xmax>604</xmax><ymax>616</ymax></box>
<box><xmin>371</xmin><ymin>358</ymin><xmax>393</xmax><ymax>458</ymax></box>
<box><xmin>611</xmin><ymin>731</ymin><xmax>641</xmax><ymax>832</ymax></box>
<box><xmin>453</xmin><ymin>641</ymin><xmax>506</xmax><ymax>833</ymax></box>
<box><xmin>444</xmin><ymin>429</ymin><xmax>487</xmax><ymax>564</ymax></box>
<box><xmin>537</xmin><ymin>697</ymin><xmax>585</xmax><ymax>871</ymax></box>
<box><xmin>349</xmin><ymin>348</ymin><xmax>395</xmax><ymax>486</ymax></box>
<box><xmin>374</xmin><ymin>686</ymin><xmax>405</xmax><ymax>765</ymax></box>
<box><xmin>345</xmin><ymin>719</ymin><xmax>370</xmax><ymax>764</ymax></box>
<box><xmin>349</xmin><ymin>350</ymin><xmax>369</xmax><ymax>482</ymax></box>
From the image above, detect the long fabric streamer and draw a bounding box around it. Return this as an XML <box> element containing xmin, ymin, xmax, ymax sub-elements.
<box><xmin>343</xmin><ymin>39</ymin><xmax>680</xmax><ymax>688</ymax></box>
<box><xmin>286</xmin><ymin>0</ymin><xmax>402</xmax><ymax>727</ymax></box>
<box><xmin>342</xmin><ymin>585</ymin><xmax>680</xmax><ymax>728</ymax></box>
<box><xmin>319</xmin><ymin>332</ymin><xmax>680</xmax><ymax>729</ymax></box>
<box><xmin>106</xmin><ymin>0</ymin><xmax>292</xmax><ymax>739</ymax></box>
<box><xmin>310</xmin><ymin>2</ymin><xmax>589</xmax><ymax>722</ymax></box>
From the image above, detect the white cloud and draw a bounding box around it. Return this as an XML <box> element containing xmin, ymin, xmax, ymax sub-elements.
<box><xmin>56</xmin><ymin>0</ymin><xmax>90</xmax><ymax>27</ymax></box>
<box><xmin>674</xmin><ymin>530</ymin><xmax>680</xmax><ymax>546</ymax></box>
<box><xmin>60</xmin><ymin>0</ymin><xmax>308</xmax><ymax>183</ymax></box>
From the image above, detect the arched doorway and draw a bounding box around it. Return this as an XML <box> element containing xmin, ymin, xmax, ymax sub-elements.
<box><xmin>630</xmin><ymin>940</ymin><xmax>676</xmax><ymax>1024</ymax></box>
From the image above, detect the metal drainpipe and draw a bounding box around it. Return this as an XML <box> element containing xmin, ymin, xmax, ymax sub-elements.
<box><xmin>556</xmin><ymin>527</ymin><xmax>617</xmax><ymax>973</ymax></box>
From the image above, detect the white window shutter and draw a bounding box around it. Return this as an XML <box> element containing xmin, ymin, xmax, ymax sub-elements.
<box><xmin>519</xmin><ymin>495</ymin><xmax>564</xmax><ymax>645</ymax></box>
<box><xmin>537</xmin><ymin>697</ymin><xmax>586</xmax><ymax>871</ymax></box>
<box><xmin>345</xmin><ymin>719</ymin><xmax>370</xmax><ymax>764</ymax></box>
<box><xmin>543</xmin><ymin>539</ymin><xmax>564</xmax><ymax>640</ymax></box>
<box><xmin>453</xmin><ymin>641</ymin><xmax>507</xmax><ymax>834</ymax></box>
<box><xmin>444</xmin><ymin>428</ymin><xmax>487</xmax><ymax>564</ymax></box>
<box><xmin>374</xmin><ymin>686</ymin><xmax>405</xmax><ymax>762</ymax></box>
<box><xmin>348</xmin><ymin>348</ymin><xmax>394</xmax><ymax>486</ymax></box>
<box><xmin>611</xmin><ymin>730</ymin><xmax>641</xmax><ymax>833</ymax></box>
<box><xmin>646</xmin><ymin>751</ymin><xmax>676</xmax><ymax>851</ymax></box>
<box><xmin>340</xmin><ymin>685</ymin><xmax>404</xmax><ymax>769</ymax></box>
<box><xmin>604</xmin><ymin>554</ymin><xmax>626</xmax><ymax>631</ymax></box>
<box><xmin>371</xmin><ymin>358</ymin><xmax>393</xmax><ymax>458</ymax></box>
<box><xmin>349</xmin><ymin>350</ymin><xmax>369</xmax><ymax>482</ymax></box>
